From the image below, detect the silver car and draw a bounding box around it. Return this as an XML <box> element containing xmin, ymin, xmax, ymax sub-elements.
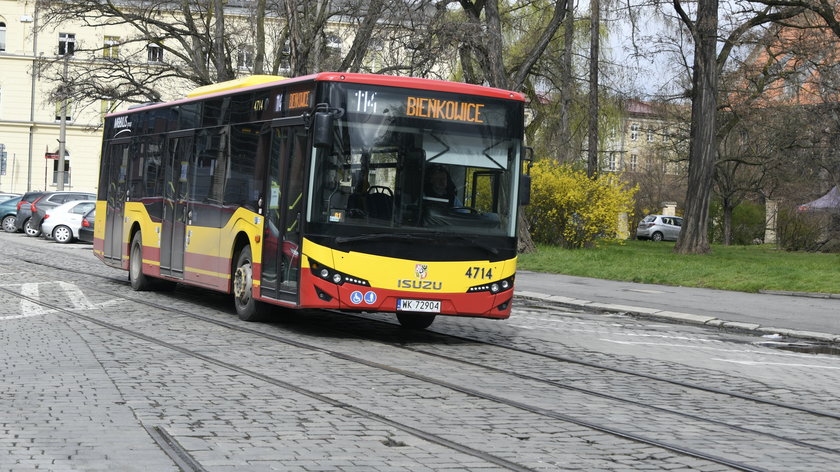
<box><xmin>636</xmin><ymin>214</ymin><xmax>683</xmax><ymax>241</ymax></box>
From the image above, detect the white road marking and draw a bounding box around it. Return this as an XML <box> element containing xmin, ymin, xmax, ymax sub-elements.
<box><xmin>58</xmin><ymin>281</ymin><xmax>97</xmax><ymax>310</ymax></box>
<box><xmin>1</xmin><ymin>281</ymin><xmax>118</xmax><ymax>321</ymax></box>
<box><xmin>20</xmin><ymin>283</ymin><xmax>51</xmax><ymax>317</ymax></box>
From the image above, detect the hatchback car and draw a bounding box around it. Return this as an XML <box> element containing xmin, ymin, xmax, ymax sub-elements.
<box><xmin>1</xmin><ymin>196</ymin><xmax>23</xmax><ymax>233</ymax></box>
<box><xmin>78</xmin><ymin>207</ymin><xmax>96</xmax><ymax>243</ymax></box>
<box><xmin>0</xmin><ymin>192</ymin><xmax>20</xmax><ymax>200</ymax></box>
<box><xmin>636</xmin><ymin>214</ymin><xmax>683</xmax><ymax>241</ymax></box>
<box><xmin>25</xmin><ymin>191</ymin><xmax>96</xmax><ymax>237</ymax></box>
<box><xmin>12</xmin><ymin>191</ymin><xmax>46</xmax><ymax>234</ymax></box>
<box><xmin>41</xmin><ymin>200</ymin><xmax>97</xmax><ymax>244</ymax></box>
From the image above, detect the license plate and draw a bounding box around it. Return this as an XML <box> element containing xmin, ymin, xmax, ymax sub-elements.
<box><xmin>396</xmin><ymin>299</ymin><xmax>441</xmax><ymax>313</ymax></box>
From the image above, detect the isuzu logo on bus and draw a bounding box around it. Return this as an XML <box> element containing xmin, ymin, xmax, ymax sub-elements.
<box><xmin>398</xmin><ymin>264</ymin><xmax>441</xmax><ymax>290</ymax></box>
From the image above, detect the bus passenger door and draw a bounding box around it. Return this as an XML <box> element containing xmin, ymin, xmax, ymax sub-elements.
<box><xmin>104</xmin><ymin>140</ymin><xmax>129</xmax><ymax>265</ymax></box>
<box><xmin>160</xmin><ymin>133</ymin><xmax>193</xmax><ymax>278</ymax></box>
<box><xmin>261</xmin><ymin>119</ymin><xmax>306</xmax><ymax>302</ymax></box>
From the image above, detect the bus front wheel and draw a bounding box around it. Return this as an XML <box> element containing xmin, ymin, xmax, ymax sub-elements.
<box><xmin>233</xmin><ymin>246</ymin><xmax>269</xmax><ymax>322</ymax></box>
<box><xmin>396</xmin><ymin>313</ymin><xmax>436</xmax><ymax>330</ymax></box>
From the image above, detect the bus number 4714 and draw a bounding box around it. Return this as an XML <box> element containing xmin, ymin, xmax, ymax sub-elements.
<box><xmin>465</xmin><ymin>267</ymin><xmax>492</xmax><ymax>280</ymax></box>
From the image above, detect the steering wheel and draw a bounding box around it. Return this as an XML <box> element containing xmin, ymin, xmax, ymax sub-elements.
<box><xmin>367</xmin><ymin>186</ymin><xmax>393</xmax><ymax>197</ymax></box>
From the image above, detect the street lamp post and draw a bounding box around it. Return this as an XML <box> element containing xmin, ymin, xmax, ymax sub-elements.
<box><xmin>56</xmin><ymin>54</ymin><xmax>69</xmax><ymax>191</ymax></box>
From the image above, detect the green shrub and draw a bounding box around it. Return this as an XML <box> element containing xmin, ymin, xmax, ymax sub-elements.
<box><xmin>526</xmin><ymin>161</ymin><xmax>637</xmax><ymax>248</ymax></box>
<box><xmin>776</xmin><ymin>207</ymin><xmax>825</xmax><ymax>251</ymax></box>
<box><xmin>709</xmin><ymin>200</ymin><xmax>765</xmax><ymax>245</ymax></box>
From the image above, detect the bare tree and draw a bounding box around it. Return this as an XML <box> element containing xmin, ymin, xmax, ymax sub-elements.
<box><xmin>36</xmin><ymin>0</ymin><xmax>425</xmax><ymax>109</ymax></box>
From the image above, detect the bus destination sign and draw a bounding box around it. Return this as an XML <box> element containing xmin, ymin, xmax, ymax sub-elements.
<box><xmin>348</xmin><ymin>89</ymin><xmax>507</xmax><ymax>127</ymax></box>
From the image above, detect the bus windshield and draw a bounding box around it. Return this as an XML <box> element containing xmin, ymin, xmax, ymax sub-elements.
<box><xmin>308</xmin><ymin>85</ymin><xmax>522</xmax><ymax>239</ymax></box>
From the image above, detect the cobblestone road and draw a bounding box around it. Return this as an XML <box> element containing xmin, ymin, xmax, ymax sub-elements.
<box><xmin>2</xmin><ymin>232</ymin><xmax>839</xmax><ymax>471</ymax></box>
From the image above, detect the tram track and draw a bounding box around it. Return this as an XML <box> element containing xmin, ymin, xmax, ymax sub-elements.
<box><xmin>3</xmin><ymin>251</ymin><xmax>840</xmax><ymax>470</ymax></box>
<box><xmin>12</xmin><ymin>251</ymin><xmax>840</xmax><ymax>421</ymax></box>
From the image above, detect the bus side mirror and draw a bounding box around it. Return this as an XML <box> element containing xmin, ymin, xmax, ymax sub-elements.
<box><xmin>520</xmin><ymin>146</ymin><xmax>534</xmax><ymax>205</ymax></box>
<box><xmin>519</xmin><ymin>174</ymin><xmax>531</xmax><ymax>206</ymax></box>
<box><xmin>313</xmin><ymin>112</ymin><xmax>334</xmax><ymax>148</ymax></box>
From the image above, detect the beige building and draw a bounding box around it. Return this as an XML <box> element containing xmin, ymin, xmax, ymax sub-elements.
<box><xmin>1</xmin><ymin>0</ymin><xmax>111</xmax><ymax>194</ymax></box>
<box><xmin>603</xmin><ymin>99</ymin><xmax>686</xmax><ymax>176</ymax></box>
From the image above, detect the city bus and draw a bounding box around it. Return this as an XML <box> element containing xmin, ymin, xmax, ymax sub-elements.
<box><xmin>94</xmin><ymin>73</ymin><xmax>529</xmax><ymax>328</ymax></box>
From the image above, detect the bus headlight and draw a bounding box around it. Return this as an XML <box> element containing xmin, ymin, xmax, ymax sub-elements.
<box><xmin>309</xmin><ymin>258</ymin><xmax>369</xmax><ymax>287</ymax></box>
<box><xmin>467</xmin><ymin>276</ymin><xmax>514</xmax><ymax>294</ymax></box>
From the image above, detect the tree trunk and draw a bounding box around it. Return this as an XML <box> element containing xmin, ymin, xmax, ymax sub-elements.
<box><xmin>587</xmin><ymin>0</ymin><xmax>600</xmax><ymax>178</ymax></box>
<box><xmin>559</xmin><ymin>4</ymin><xmax>574</xmax><ymax>163</ymax></box>
<box><xmin>213</xmin><ymin>0</ymin><xmax>229</xmax><ymax>81</ymax></box>
<box><xmin>723</xmin><ymin>198</ymin><xmax>733</xmax><ymax>245</ymax></box>
<box><xmin>254</xmin><ymin>0</ymin><xmax>266</xmax><ymax>74</ymax></box>
<box><xmin>674</xmin><ymin>0</ymin><xmax>718</xmax><ymax>255</ymax></box>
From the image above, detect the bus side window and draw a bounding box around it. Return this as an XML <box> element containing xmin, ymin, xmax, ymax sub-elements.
<box><xmin>224</xmin><ymin>124</ymin><xmax>263</xmax><ymax>210</ymax></box>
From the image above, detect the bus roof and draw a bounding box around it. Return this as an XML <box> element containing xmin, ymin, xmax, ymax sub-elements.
<box><xmin>106</xmin><ymin>72</ymin><xmax>525</xmax><ymax>118</ymax></box>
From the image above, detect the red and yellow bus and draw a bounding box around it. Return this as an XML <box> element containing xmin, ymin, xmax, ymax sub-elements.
<box><xmin>94</xmin><ymin>73</ymin><xmax>529</xmax><ymax>328</ymax></box>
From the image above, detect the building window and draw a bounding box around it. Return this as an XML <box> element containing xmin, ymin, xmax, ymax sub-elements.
<box><xmin>58</xmin><ymin>33</ymin><xmax>75</xmax><ymax>56</ymax></box>
<box><xmin>647</xmin><ymin>128</ymin><xmax>654</xmax><ymax>142</ymax></box>
<box><xmin>607</xmin><ymin>154</ymin><xmax>617</xmax><ymax>172</ymax></box>
<box><xmin>55</xmin><ymin>100</ymin><xmax>72</xmax><ymax>122</ymax></box>
<box><xmin>147</xmin><ymin>43</ymin><xmax>163</xmax><ymax>63</ymax></box>
<box><xmin>237</xmin><ymin>45</ymin><xmax>254</xmax><ymax>71</ymax></box>
<box><xmin>630</xmin><ymin>123</ymin><xmax>639</xmax><ymax>141</ymax></box>
<box><xmin>326</xmin><ymin>34</ymin><xmax>342</xmax><ymax>50</ymax></box>
<box><xmin>630</xmin><ymin>154</ymin><xmax>638</xmax><ymax>172</ymax></box>
<box><xmin>0</xmin><ymin>22</ymin><xmax>6</xmax><ymax>52</ymax></box>
<box><xmin>103</xmin><ymin>36</ymin><xmax>120</xmax><ymax>59</ymax></box>
<box><xmin>51</xmin><ymin>154</ymin><xmax>71</xmax><ymax>186</ymax></box>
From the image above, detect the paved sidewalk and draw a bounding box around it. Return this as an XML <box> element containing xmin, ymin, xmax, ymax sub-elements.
<box><xmin>514</xmin><ymin>271</ymin><xmax>840</xmax><ymax>343</ymax></box>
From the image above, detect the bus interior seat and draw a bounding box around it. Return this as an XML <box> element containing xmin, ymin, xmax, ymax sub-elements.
<box><xmin>366</xmin><ymin>192</ymin><xmax>393</xmax><ymax>220</ymax></box>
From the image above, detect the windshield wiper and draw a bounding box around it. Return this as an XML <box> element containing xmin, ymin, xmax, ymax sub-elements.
<box><xmin>334</xmin><ymin>233</ymin><xmax>436</xmax><ymax>244</ymax></box>
<box><xmin>434</xmin><ymin>233</ymin><xmax>499</xmax><ymax>255</ymax></box>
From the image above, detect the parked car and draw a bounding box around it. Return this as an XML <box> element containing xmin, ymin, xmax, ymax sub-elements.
<box><xmin>25</xmin><ymin>191</ymin><xmax>96</xmax><ymax>237</ymax></box>
<box><xmin>1</xmin><ymin>195</ymin><xmax>23</xmax><ymax>233</ymax></box>
<box><xmin>78</xmin><ymin>207</ymin><xmax>96</xmax><ymax>243</ymax></box>
<box><xmin>0</xmin><ymin>192</ymin><xmax>20</xmax><ymax>200</ymax></box>
<box><xmin>41</xmin><ymin>200</ymin><xmax>97</xmax><ymax>243</ymax></box>
<box><xmin>12</xmin><ymin>191</ymin><xmax>46</xmax><ymax>235</ymax></box>
<box><xmin>636</xmin><ymin>214</ymin><xmax>683</xmax><ymax>241</ymax></box>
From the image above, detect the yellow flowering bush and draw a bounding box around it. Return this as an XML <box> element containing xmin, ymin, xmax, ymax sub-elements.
<box><xmin>526</xmin><ymin>161</ymin><xmax>637</xmax><ymax>248</ymax></box>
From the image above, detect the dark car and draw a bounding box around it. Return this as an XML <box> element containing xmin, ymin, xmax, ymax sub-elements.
<box><xmin>1</xmin><ymin>196</ymin><xmax>23</xmax><ymax>233</ymax></box>
<box><xmin>26</xmin><ymin>191</ymin><xmax>96</xmax><ymax>237</ymax></box>
<box><xmin>78</xmin><ymin>207</ymin><xmax>95</xmax><ymax>243</ymax></box>
<box><xmin>12</xmin><ymin>191</ymin><xmax>46</xmax><ymax>235</ymax></box>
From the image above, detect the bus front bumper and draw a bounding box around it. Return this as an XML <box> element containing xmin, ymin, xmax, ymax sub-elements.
<box><xmin>299</xmin><ymin>269</ymin><xmax>513</xmax><ymax>318</ymax></box>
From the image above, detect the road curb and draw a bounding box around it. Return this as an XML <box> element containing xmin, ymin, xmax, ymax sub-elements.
<box><xmin>514</xmin><ymin>292</ymin><xmax>840</xmax><ymax>344</ymax></box>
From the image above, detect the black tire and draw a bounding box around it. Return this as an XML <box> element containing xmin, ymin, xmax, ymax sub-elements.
<box><xmin>233</xmin><ymin>246</ymin><xmax>270</xmax><ymax>322</ymax></box>
<box><xmin>129</xmin><ymin>232</ymin><xmax>155</xmax><ymax>291</ymax></box>
<box><xmin>24</xmin><ymin>218</ymin><xmax>41</xmax><ymax>237</ymax></box>
<box><xmin>2</xmin><ymin>215</ymin><xmax>16</xmax><ymax>233</ymax></box>
<box><xmin>52</xmin><ymin>225</ymin><xmax>74</xmax><ymax>244</ymax></box>
<box><xmin>396</xmin><ymin>312</ymin><xmax>436</xmax><ymax>330</ymax></box>
<box><xmin>651</xmin><ymin>231</ymin><xmax>664</xmax><ymax>242</ymax></box>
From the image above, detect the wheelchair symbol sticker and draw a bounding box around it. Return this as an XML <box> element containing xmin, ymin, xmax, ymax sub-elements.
<box><xmin>364</xmin><ymin>291</ymin><xmax>377</xmax><ymax>304</ymax></box>
<box><xmin>350</xmin><ymin>291</ymin><xmax>363</xmax><ymax>304</ymax></box>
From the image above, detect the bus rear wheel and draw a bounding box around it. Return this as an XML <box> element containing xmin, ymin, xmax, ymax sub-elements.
<box><xmin>129</xmin><ymin>233</ymin><xmax>154</xmax><ymax>291</ymax></box>
<box><xmin>233</xmin><ymin>246</ymin><xmax>269</xmax><ymax>322</ymax></box>
<box><xmin>396</xmin><ymin>313</ymin><xmax>436</xmax><ymax>330</ymax></box>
